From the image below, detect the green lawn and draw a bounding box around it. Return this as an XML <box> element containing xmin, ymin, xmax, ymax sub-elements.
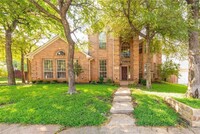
<box><xmin>175</xmin><ymin>98</ymin><xmax>200</xmax><ymax>109</ymax></box>
<box><xmin>132</xmin><ymin>89</ymin><xmax>180</xmax><ymax>126</ymax></box>
<box><xmin>0</xmin><ymin>77</ymin><xmax>21</xmax><ymax>85</ymax></box>
<box><xmin>134</xmin><ymin>82</ymin><xmax>187</xmax><ymax>93</ymax></box>
<box><xmin>0</xmin><ymin>84</ymin><xmax>117</xmax><ymax>126</ymax></box>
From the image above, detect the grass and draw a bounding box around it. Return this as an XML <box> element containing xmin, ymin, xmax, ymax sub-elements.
<box><xmin>132</xmin><ymin>89</ymin><xmax>180</xmax><ymax>126</ymax></box>
<box><xmin>0</xmin><ymin>77</ymin><xmax>21</xmax><ymax>85</ymax></box>
<box><xmin>0</xmin><ymin>84</ymin><xmax>117</xmax><ymax>126</ymax></box>
<box><xmin>131</xmin><ymin>82</ymin><xmax>187</xmax><ymax>93</ymax></box>
<box><xmin>175</xmin><ymin>98</ymin><xmax>200</xmax><ymax>109</ymax></box>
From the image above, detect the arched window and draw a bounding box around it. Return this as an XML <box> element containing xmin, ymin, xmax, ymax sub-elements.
<box><xmin>121</xmin><ymin>42</ymin><xmax>130</xmax><ymax>58</ymax></box>
<box><xmin>56</xmin><ymin>50</ymin><xmax>65</xmax><ymax>56</ymax></box>
<box><xmin>99</xmin><ymin>32</ymin><xmax>106</xmax><ymax>49</ymax></box>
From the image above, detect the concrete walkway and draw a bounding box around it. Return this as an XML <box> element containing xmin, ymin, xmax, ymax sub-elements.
<box><xmin>1</xmin><ymin>87</ymin><xmax>200</xmax><ymax>134</ymax></box>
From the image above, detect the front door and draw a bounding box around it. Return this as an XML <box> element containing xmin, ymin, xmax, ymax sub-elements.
<box><xmin>121</xmin><ymin>66</ymin><xmax>128</xmax><ymax>80</ymax></box>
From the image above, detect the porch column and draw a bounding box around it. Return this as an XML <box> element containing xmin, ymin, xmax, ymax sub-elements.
<box><xmin>132</xmin><ymin>36</ymin><xmax>139</xmax><ymax>83</ymax></box>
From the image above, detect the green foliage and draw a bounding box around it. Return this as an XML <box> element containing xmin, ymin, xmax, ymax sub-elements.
<box><xmin>158</xmin><ymin>60</ymin><xmax>180</xmax><ymax>81</ymax></box>
<box><xmin>74</xmin><ymin>61</ymin><xmax>84</xmax><ymax>77</ymax></box>
<box><xmin>98</xmin><ymin>77</ymin><xmax>104</xmax><ymax>84</ymax></box>
<box><xmin>106</xmin><ymin>78</ymin><xmax>113</xmax><ymax>84</ymax></box>
<box><xmin>132</xmin><ymin>89</ymin><xmax>180</xmax><ymax>126</ymax></box>
<box><xmin>0</xmin><ymin>84</ymin><xmax>117</xmax><ymax>126</ymax></box>
<box><xmin>36</xmin><ymin>80</ymin><xmax>43</xmax><ymax>84</ymax></box>
<box><xmin>139</xmin><ymin>79</ymin><xmax>147</xmax><ymax>86</ymax></box>
<box><xmin>51</xmin><ymin>80</ymin><xmax>58</xmax><ymax>84</ymax></box>
<box><xmin>91</xmin><ymin>81</ymin><xmax>97</xmax><ymax>84</ymax></box>
<box><xmin>0</xmin><ymin>68</ymin><xmax>7</xmax><ymax>77</ymax></box>
<box><xmin>97</xmin><ymin>0</ymin><xmax>188</xmax><ymax>40</ymax></box>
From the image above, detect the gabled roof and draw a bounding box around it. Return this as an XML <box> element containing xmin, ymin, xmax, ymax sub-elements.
<box><xmin>26</xmin><ymin>36</ymin><xmax>93</xmax><ymax>60</ymax></box>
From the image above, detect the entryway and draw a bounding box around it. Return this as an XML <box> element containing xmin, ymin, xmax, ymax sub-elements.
<box><xmin>121</xmin><ymin>66</ymin><xmax>128</xmax><ymax>80</ymax></box>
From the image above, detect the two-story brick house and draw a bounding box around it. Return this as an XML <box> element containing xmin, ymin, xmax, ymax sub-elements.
<box><xmin>26</xmin><ymin>33</ymin><xmax>161</xmax><ymax>84</ymax></box>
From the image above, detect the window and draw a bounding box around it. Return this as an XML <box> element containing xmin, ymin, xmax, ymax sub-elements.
<box><xmin>57</xmin><ymin>60</ymin><xmax>66</xmax><ymax>78</ymax></box>
<box><xmin>99</xmin><ymin>60</ymin><xmax>107</xmax><ymax>78</ymax></box>
<box><xmin>56</xmin><ymin>50</ymin><xmax>65</xmax><ymax>56</ymax></box>
<box><xmin>44</xmin><ymin>60</ymin><xmax>53</xmax><ymax>78</ymax></box>
<box><xmin>121</xmin><ymin>42</ymin><xmax>130</xmax><ymax>58</ymax></box>
<box><xmin>99</xmin><ymin>32</ymin><xmax>106</xmax><ymax>49</ymax></box>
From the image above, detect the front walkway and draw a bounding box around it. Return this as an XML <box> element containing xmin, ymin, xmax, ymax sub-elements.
<box><xmin>1</xmin><ymin>87</ymin><xmax>200</xmax><ymax>134</ymax></box>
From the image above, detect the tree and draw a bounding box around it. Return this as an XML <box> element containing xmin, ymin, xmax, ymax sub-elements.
<box><xmin>0</xmin><ymin>0</ymin><xmax>48</xmax><ymax>85</ymax></box>
<box><xmin>159</xmin><ymin>60</ymin><xmax>180</xmax><ymax>81</ymax></box>
<box><xmin>12</xmin><ymin>31</ymin><xmax>43</xmax><ymax>83</ymax></box>
<box><xmin>185</xmin><ymin>0</ymin><xmax>200</xmax><ymax>98</ymax></box>
<box><xmin>30</xmin><ymin>0</ymin><xmax>96</xmax><ymax>94</ymax></box>
<box><xmin>98</xmin><ymin>0</ymin><xmax>187</xmax><ymax>88</ymax></box>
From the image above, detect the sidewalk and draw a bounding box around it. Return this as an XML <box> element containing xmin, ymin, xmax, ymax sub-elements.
<box><xmin>1</xmin><ymin>87</ymin><xmax>200</xmax><ymax>134</ymax></box>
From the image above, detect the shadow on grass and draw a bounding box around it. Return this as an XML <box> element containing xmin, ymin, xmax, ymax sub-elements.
<box><xmin>132</xmin><ymin>89</ymin><xmax>181</xmax><ymax>126</ymax></box>
<box><xmin>0</xmin><ymin>84</ymin><xmax>117</xmax><ymax>126</ymax></box>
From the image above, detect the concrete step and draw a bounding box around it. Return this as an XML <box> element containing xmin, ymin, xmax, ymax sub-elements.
<box><xmin>120</xmin><ymin>81</ymin><xmax>129</xmax><ymax>86</ymax></box>
<box><xmin>110</xmin><ymin>102</ymin><xmax>133</xmax><ymax>114</ymax></box>
<box><xmin>114</xmin><ymin>88</ymin><xmax>131</xmax><ymax>96</ymax></box>
<box><xmin>113</xmin><ymin>96</ymin><xmax>132</xmax><ymax>102</ymax></box>
<box><xmin>107</xmin><ymin>114</ymin><xmax>136</xmax><ymax>126</ymax></box>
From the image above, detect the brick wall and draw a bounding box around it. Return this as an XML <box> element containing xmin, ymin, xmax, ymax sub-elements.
<box><xmin>30</xmin><ymin>38</ymin><xmax>90</xmax><ymax>83</ymax></box>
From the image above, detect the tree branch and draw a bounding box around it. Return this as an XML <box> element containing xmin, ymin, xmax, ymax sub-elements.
<box><xmin>62</xmin><ymin>0</ymin><xmax>72</xmax><ymax>14</ymax></box>
<box><xmin>71</xmin><ymin>27</ymin><xmax>81</xmax><ymax>34</ymax></box>
<box><xmin>30</xmin><ymin>0</ymin><xmax>61</xmax><ymax>23</ymax></box>
<box><xmin>122</xmin><ymin>2</ymin><xmax>146</xmax><ymax>38</ymax></box>
<box><xmin>43</xmin><ymin>0</ymin><xmax>60</xmax><ymax>13</ymax></box>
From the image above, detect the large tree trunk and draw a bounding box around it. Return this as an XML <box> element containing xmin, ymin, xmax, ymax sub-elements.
<box><xmin>146</xmin><ymin>37</ymin><xmax>152</xmax><ymax>89</ymax></box>
<box><xmin>5</xmin><ymin>29</ymin><xmax>16</xmax><ymax>85</ymax></box>
<box><xmin>186</xmin><ymin>0</ymin><xmax>200</xmax><ymax>98</ymax></box>
<box><xmin>21</xmin><ymin>48</ymin><xmax>25</xmax><ymax>84</ymax></box>
<box><xmin>145</xmin><ymin>25</ymin><xmax>152</xmax><ymax>89</ymax></box>
<box><xmin>61</xmin><ymin>17</ymin><xmax>76</xmax><ymax>94</ymax></box>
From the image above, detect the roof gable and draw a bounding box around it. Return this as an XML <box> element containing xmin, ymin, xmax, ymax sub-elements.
<box><xmin>26</xmin><ymin>36</ymin><xmax>92</xmax><ymax>59</ymax></box>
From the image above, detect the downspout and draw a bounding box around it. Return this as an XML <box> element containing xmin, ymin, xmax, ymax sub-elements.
<box><xmin>89</xmin><ymin>59</ymin><xmax>91</xmax><ymax>82</ymax></box>
<box><xmin>112</xmin><ymin>36</ymin><xmax>114</xmax><ymax>81</ymax></box>
<box><xmin>88</xmin><ymin>58</ymin><xmax>94</xmax><ymax>82</ymax></box>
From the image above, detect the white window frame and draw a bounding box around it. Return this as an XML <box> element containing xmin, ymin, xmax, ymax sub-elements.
<box><xmin>99</xmin><ymin>32</ymin><xmax>106</xmax><ymax>49</ymax></box>
<box><xmin>43</xmin><ymin>59</ymin><xmax>53</xmax><ymax>79</ymax></box>
<box><xmin>56</xmin><ymin>59</ymin><xmax>66</xmax><ymax>79</ymax></box>
<box><xmin>99</xmin><ymin>59</ymin><xmax>107</xmax><ymax>78</ymax></box>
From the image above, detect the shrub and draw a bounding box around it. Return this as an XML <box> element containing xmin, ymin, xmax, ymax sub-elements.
<box><xmin>74</xmin><ymin>61</ymin><xmax>84</xmax><ymax>77</ymax></box>
<box><xmin>140</xmin><ymin>79</ymin><xmax>146</xmax><ymax>86</ymax></box>
<box><xmin>36</xmin><ymin>80</ymin><xmax>43</xmax><ymax>84</ymax></box>
<box><xmin>99</xmin><ymin>76</ymin><xmax>104</xmax><ymax>84</ymax></box>
<box><xmin>158</xmin><ymin>60</ymin><xmax>180</xmax><ymax>81</ymax></box>
<box><xmin>106</xmin><ymin>78</ymin><xmax>113</xmax><ymax>84</ymax></box>
<box><xmin>62</xmin><ymin>80</ymin><xmax>67</xmax><ymax>83</ymax></box>
<box><xmin>51</xmin><ymin>80</ymin><xmax>58</xmax><ymax>84</ymax></box>
<box><xmin>32</xmin><ymin>80</ymin><xmax>37</xmax><ymax>84</ymax></box>
<box><xmin>43</xmin><ymin>80</ymin><xmax>50</xmax><ymax>84</ymax></box>
<box><xmin>91</xmin><ymin>81</ymin><xmax>97</xmax><ymax>84</ymax></box>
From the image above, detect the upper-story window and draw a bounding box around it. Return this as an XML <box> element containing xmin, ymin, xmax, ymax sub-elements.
<box><xmin>56</xmin><ymin>50</ymin><xmax>65</xmax><ymax>56</ymax></box>
<box><xmin>99</xmin><ymin>32</ymin><xmax>106</xmax><ymax>49</ymax></box>
<box><xmin>121</xmin><ymin>42</ymin><xmax>130</xmax><ymax>58</ymax></box>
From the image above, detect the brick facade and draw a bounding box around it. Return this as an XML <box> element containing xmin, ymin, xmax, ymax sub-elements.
<box><xmin>27</xmin><ymin>34</ymin><xmax>161</xmax><ymax>84</ymax></box>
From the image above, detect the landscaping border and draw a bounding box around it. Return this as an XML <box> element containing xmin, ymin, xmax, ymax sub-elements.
<box><xmin>164</xmin><ymin>97</ymin><xmax>200</xmax><ymax>127</ymax></box>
